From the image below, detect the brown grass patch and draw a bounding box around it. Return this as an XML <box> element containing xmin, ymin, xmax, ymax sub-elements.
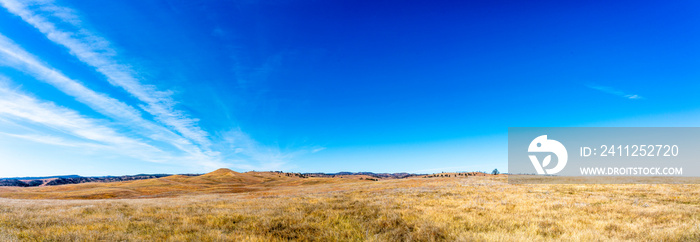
<box><xmin>0</xmin><ymin>175</ymin><xmax>698</xmax><ymax>241</ymax></box>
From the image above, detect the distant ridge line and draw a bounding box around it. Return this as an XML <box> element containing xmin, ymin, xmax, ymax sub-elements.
<box><xmin>0</xmin><ymin>169</ymin><xmax>484</xmax><ymax>187</ymax></box>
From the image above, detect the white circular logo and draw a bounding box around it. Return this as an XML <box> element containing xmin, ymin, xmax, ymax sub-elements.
<box><xmin>528</xmin><ymin>135</ymin><xmax>568</xmax><ymax>175</ymax></box>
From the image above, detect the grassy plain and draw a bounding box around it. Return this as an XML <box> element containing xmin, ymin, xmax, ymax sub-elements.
<box><xmin>0</xmin><ymin>169</ymin><xmax>698</xmax><ymax>241</ymax></box>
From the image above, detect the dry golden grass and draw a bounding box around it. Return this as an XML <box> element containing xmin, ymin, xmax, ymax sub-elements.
<box><xmin>0</xmin><ymin>172</ymin><xmax>698</xmax><ymax>241</ymax></box>
<box><xmin>0</xmin><ymin>169</ymin><xmax>369</xmax><ymax>199</ymax></box>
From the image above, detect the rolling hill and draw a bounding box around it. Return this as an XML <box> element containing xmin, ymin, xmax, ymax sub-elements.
<box><xmin>0</xmin><ymin>168</ymin><xmax>383</xmax><ymax>199</ymax></box>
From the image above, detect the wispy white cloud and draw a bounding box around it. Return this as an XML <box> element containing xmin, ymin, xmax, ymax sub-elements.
<box><xmin>0</xmin><ymin>33</ymin><xmax>143</xmax><ymax>122</ymax></box>
<box><xmin>0</xmin><ymin>33</ymin><xmax>213</xmax><ymax>165</ymax></box>
<box><xmin>0</xmin><ymin>82</ymin><xmax>172</xmax><ymax>163</ymax></box>
<box><xmin>0</xmin><ymin>132</ymin><xmax>102</xmax><ymax>148</ymax></box>
<box><xmin>219</xmin><ymin>129</ymin><xmax>292</xmax><ymax>171</ymax></box>
<box><xmin>0</xmin><ymin>0</ymin><xmax>211</xmax><ymax>149</ymax></box>
<box><xmin>311</xmin><ymin>147</ymin><xmax>326</xmax><ymax>153</ymax></box>
<box><xmin>587</xmin><ymin>84</ymin><xmax>643</xmax><ymax>100</ymax></box>
<box><xmin>0</xmin><ymin>0</ymin><xmax>305</xmax><ymax>172</ymax></box>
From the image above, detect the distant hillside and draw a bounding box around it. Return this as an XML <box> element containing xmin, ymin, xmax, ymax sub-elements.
<box><xmin>0</xmin><ymin>168</ymin><xmax>498</xmax><ymax>199</ymax></box>
<box><xmin>0</xmin><ymin>174</ymin><xmax>199</xmax><ymax>187</ymax></box>
<box><xmin>0</xmin><ymin>175</ymin><xmax>81</xmax><ymax>180</ymax></box>
<box><xmin>0</xmin><ymin>168</ymin><xmax>367</xmax><ymax>199</ymax></box>
<box><xmin>305</xmin><ymin>172</ymin><xmax>423</xmax><ymax>179</ymax></box>
<box><xmin>0</xmin><ymin>179</ymin><xmax>44</xmax><ymax>187</ymax></box>
<box><xmin>0</xmin><ymin>170</ymin><xmax>455</xmax><ymax>188</ymax></box>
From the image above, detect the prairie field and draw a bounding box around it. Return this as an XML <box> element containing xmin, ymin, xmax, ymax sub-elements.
<box><xmin>0</xmin><ymin>170</ymin><xmax>698</xmax><ymax>241</ymax></box>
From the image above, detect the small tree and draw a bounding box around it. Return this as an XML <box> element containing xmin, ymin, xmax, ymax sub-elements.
<box><xmin>492</xmin><ymin>169</ymin><xmax>500</xmax><ymax>175</ymax></box>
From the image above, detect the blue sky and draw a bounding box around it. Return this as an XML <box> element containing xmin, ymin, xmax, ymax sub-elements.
<box><xmin>0</xmin><ymin>0</ymin><xmax>698</xmax><ymax>176</ymax></box>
